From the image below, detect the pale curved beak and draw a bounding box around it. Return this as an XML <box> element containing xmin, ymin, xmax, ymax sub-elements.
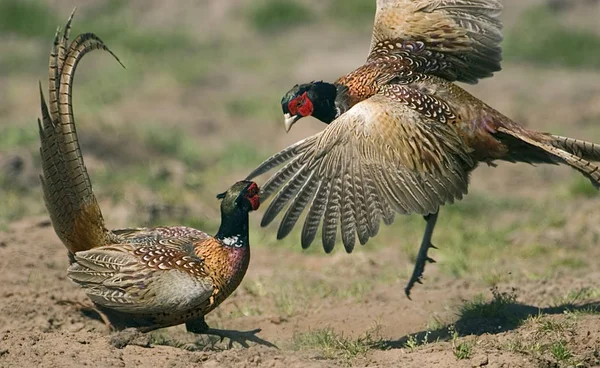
<box><xmin>284</xmin><ymin>113</ymin><xmax>301</xmax><ymax>133</ymax></box>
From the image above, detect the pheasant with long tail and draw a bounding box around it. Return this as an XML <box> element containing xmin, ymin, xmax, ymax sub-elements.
<box><xmin>247</xmin><ymin>0</ymin><xmax>600</xmax><ymax>297</ymax></box>
<box><xmin>38</xmin><ymin>11</ymin><xmax>272</xmax><ymax>348</ymax></box>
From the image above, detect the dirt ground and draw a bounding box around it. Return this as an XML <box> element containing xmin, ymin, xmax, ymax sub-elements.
<box><xmin>2</xmin><ymin>217</ymin><xmax>600</xmax><ymax>367</ymax></box>
<box><xmin>1</xmin><ymin>0</ymin><xmax>600</xmax><ymax>367</ymax></box>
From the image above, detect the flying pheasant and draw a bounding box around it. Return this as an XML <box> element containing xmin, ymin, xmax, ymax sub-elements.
<box><xmin>38</xmin><ymin>11</ymin><xmax>272</xmax><ymax>348</ymax></box>
<box><xmin>246</xmin><ymin>0</ymin><xmax>600</xmax><ymax>297</ymax></box>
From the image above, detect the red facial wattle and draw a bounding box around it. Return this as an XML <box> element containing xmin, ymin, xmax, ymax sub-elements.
<box><xmin>287</xmin><ymin>98</ymin><xmax>298</xmax><ymax>116</ymax></box>
<box><xmin>287</xmin><ymin>92</ymin><xmax>314</xmax><ymax>117</ymax></box>
<box><xmin>244</xmin><ymin>182</ymin><xmax>260</xmax><ymax>211</ymax></box>
<box><xmin>247</xmin><ymin>195</ymin><xmax>260</xmax><ymax>211</ymax></box>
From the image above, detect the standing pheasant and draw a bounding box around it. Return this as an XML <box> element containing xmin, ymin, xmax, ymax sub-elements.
<box><xmin>246</xmin><ymin>0</ymin><xmax>600</xmax><ymax>297</ymax></box>
<box><xmin>38</xmin><ymin>11</ymin><xmax>271</xmax><ymax>348</ymax></box>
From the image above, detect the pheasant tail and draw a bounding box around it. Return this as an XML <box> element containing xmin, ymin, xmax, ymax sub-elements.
<box><xmin>549</xmin><ymin>135</ymin><xmax>600</xmax><ymax>162</ymax></box>
<box><xmin>39</xmin><ymin>12</ymin><xmax>124</xmax><ymax>254</ymax></box>
<box><xmin>496</xmin><ymin>127</ymin><xmax>600</xmax><ymax>188</ymax></box>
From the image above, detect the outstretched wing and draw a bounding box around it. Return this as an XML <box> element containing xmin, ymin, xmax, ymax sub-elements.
<box><xmin>247</xmin><ymin>84</ymin><xmax>474</xmax><ymax>253</ymax></box>
<box><xmin>68</xmin><ymin>238</ymin><xmax>213</xmax><ymax>314</ymax></box>
<box><xmin>367</xmin><ymin>0</ymin><xmax>503</xmax><ymax>84</ymax></box>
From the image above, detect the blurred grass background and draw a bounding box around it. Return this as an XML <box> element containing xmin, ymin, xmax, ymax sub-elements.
<box><xmin>0</xmin><ymin>0</ymin><xmax>599</xmax><ymax>285</ymax></box>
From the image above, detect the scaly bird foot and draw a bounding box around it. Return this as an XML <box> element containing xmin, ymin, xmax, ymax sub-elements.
<box><xmin>203</xmin><ymin>327</ymin><xmax>278</xmax><ymax>349</ymax></box>
<box><xmin>405</xmin><ymin>212</ymin><xmax>439</xmax><ymax>299</ymax></box>
<box><xmin>404</xmin><ymin>243</ymin><xmax>436</xmax><ymax>299</ymax></box>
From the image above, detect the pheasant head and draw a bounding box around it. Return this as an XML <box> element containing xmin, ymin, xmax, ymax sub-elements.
<box><xmin>215</xmin><ymin>180</ymin><xmax>260</xmax><ymax>246</ymax></box>
<box><xmin>281</xmin><ymin>81</ymin><xmax>338</xmax><ymax>132</ymax></box>
<box><xmin>217</xmin><ymin>180</ymin><xmax>260</xmax><ymax>214</ymax></box>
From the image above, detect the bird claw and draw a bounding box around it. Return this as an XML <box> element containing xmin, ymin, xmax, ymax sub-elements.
<box><xmin>405</xmin><ymin>213</ymin><xmax>439</xmax><ymax>298</ymax></box>
<box><xmin>405</xmin><ymin>241</ymin><xmax>437</xmax><ymax>298</ymax></box>
<box><xmin>204</xmin><ymin>327</ymin><xmax>278</xmax><ymax>349</ymax></box>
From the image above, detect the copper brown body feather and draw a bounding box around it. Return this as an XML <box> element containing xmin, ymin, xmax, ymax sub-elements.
<box><xmin>69</xmin><ymin>231</ymin><xmax>250</xmax><ymax>331</ymax></box>
<box><xmin>37</xmin><ymin>12</ymin><xmax>269</xmax><ymax>347</ymax></box>
<box><xmin>250</xmin><ymin>0</ymin><xmax>600</xmax><ymax>296</ymax></box>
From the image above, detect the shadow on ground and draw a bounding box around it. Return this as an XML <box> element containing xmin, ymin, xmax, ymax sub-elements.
<box><xmin>379</xmin><ymin>292</ymin><xmax>600</xmax><ymax>350</ymax></box>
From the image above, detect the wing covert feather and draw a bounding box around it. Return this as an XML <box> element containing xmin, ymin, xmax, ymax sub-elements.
<box><xmin>247</xmin><ymin>88</ymin><xmax>475</xmax><ymax>252</ymax></box>
<box><xmin>368</xmin><ymin>0</ymin><xmax>503</xmax><ymax>83</ymax></box>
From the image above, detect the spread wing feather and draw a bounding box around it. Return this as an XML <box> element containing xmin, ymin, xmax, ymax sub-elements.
<box><xmin>247</xmin><ymin>87</ymin><xmax>475</xmax><ymax>252</ymax></box>
<box><xmin>367</xmin><ymin>0</ymin><xmax>503</xmax><ymax>83</ymax></box>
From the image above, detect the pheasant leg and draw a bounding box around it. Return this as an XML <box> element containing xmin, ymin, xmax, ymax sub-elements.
<box><xmin>186</xmin><ymin>317</ymin><xmax>278</xmax><ymax>349</ymax></box>
<box><xmin>405</xmin><ymin>211</ymin><xmax>439</xmax><ymax>299</ymax></box>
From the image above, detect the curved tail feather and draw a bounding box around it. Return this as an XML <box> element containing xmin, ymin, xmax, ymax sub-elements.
<box><xmin>549</xmin><ymin>135</ymin><xmax>600</xmax><ymax>162</ymax></box>
<box><xmin>38</xmin><ymin>11</ymin><xmax>124</xmax><ymax>254</ymax></box>
<box><xmin>496</xmin><ymin>127</ymin><xmax>600</xmax><ymax>189</ymax></box>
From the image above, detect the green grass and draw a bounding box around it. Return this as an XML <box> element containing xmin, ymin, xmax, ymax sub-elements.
<box><xmin>430</xmin><ymin>195</ymin><xmax>526</xmax><ymax>277</ymax></box>
<box><xmin>453</xmin><ymin>340</ymin><xmax>473</xmax><ymax>360</ymax></box>
<box><xmin>273</xmin><ymin>291</ymin><xmax>298</xmax><ymax>317</ymax></box>
<box><xmin>89</xmin><ymin>160</ymin><xmax>220</xmax><ymax>229</ymax></box>
<box><xmin>68</xmin><ymin>2</ymin><xmax>195</xmax><ymax>55</ymax></box>
<box><xmin>246</xmin><ymin>0</ymin><xmax>313</xmax><ymax>33</ymax></box>
<box><xmin>510</xmin><ymin>313</ymin><xmax>587</xmax><ymax>365</ymax></box>
<box><xmin>329</xmin><ymin>0</ymin><xmax>375</xmax><ymax>26</ymax></box>
<box><xmin>291</xmin><ymin>326</ymin><xmax>381</xmax><ymax>359</ymax></box>
<box><xmin>538</xmin><ymin>319</ymin><xmax>573</xmax><ymax>334</ymax></box>
<box><xmin>0</xmin><ymin>0</ymin><xmax>58</xmax><ymax>38</ymax></box>
<box><xmin>239</xmin><ymin>273</ymin><xmax>380</xmax><ymax>322</ymax></box>
<box><xmin>568</xmin><ymin>176</ymin><xmax>598</xmax><ymax>198</ymax></box>
<box><xmin>140</xmin><ymin>125</ymin><xmax>208</xmax><ymax>168</ymax></box>
<box><xmin>558</xmin><ymin>287</ymin><xmax>600</xmax><ymax>306</ymax></box>
<box><xmin>504</xmin><ymin>337</ymin><xmax>543</xmax><ymax>356</ymax></box>
<box><xmin>457</xmin><ymin>287</ymin><xmax>518</xmax><ymax>320</ymax></box>
<box><xmin>550</xmin><ymin>257</ymin><xmax>587</xmax><ymax>271</ymax></box>
<box><xmin>0</xmin><ymin>124</ymin><xmax>38</xmax><ymax>150</ymax></box>
<box><xmin>81</xmin><ymin>18</ymin><xmax>195</xmax><ymax>55</ymax></box>
<box><xmin>112</xmin><ymin>29</ymin><xmax>194</xmax><ymax>55</ymax></box>
<box><xmin>0</xmin><ymin>0</ymin><xmax>198</xmax><ymax>77</ymax></box>
<box><xmin>76</xmin><ymin>62</ymin><xmax>135</xmax><ymax>108</ymax></box>
<box><xmin>0</xmin><ymin>176</ymin><xmax>44</xmax><ymax>230</ymax></box>
<box><xmin>504</xmin><ymin>5</ymin><xmax>600</xmax><ymax>69</ymax></box>
<box><xmin>169</xmin><ymin>48</ymin><xmax>220</xmax><ymax>85</ymax></box>
<box><xmin>217</xmin><ymin>141</ymin><xmax>267</xmax><ymax>171</ymax></box>
<box><xmin>0</xmin><ymin>43</ymin><xmax>44</xmax><ymax>75</ymax></box>
<box><xmin>549</xmin><ymin>340</ymin><xmax>574</xmax><ymax>362</ymax></box>
<box><xmin>0</xmin><ymin>188</ymin><xmax>33</xmax><ymax>227</ymax></box>
<box><xmin>245</xmin><ymin>271</ymin><xmax>382</xmax><ymax>307</ymax></box>
<box><xmin>225</xmin><ymin>94</ymin><xmax>281</xmax><ymax>119</ymax></box>
<box><xmin>139</xmin><ymin>126</ymin><xmax>267</xmax><ymax>174</ymax></box>
<box><xmin>566</xmin><ymin>305</ymin><xmax>600</xmax><ymax>316</ymax></box>
<box><xmin>403</xmin><ymin>331</ymin><xmax>432</xmax><ymax>352</ymax></box>
<box><xmin>0</xmin><ymin>0</ymin><xmax>194</xmax><ymax>57</ymax></box>
<box><xmin>449</xmin><ymin>326</ymin><xmax>473</xmax><ymax>360</ymax></box>
<box><xmin>227</xmin><ymin>303</ymin><xmax>264</xmax><ymax>318</ymax></box>
<box><xmin>255</xmin><ymin>189</ymin><xmax>543</xmax><ymax>280</ymax></box>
